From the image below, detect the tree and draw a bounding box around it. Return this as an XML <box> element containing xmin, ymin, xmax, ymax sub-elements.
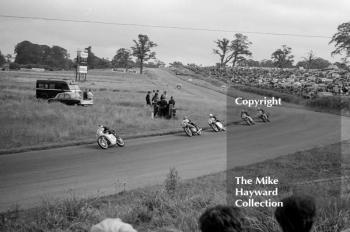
<box><xmin>296</xmin><ymin>57</ymin><xmax>331</xmax><ymax>70</ymax></box>
<box><xmin>0</xmin><ymin>51</ymin><xmax>5</xmax><ymax>66</ymax></box>
<box><xmin>260</xmin><ymin>59</ymin><xmax>275</xmax><ymax>68</ymax></box>
<box><xmin>330</xmin><ymin>22</ymin><xmax>350</xmax><ymax>58</ymax></box>
<box><xmin>271</xmin><ymin>45</ymin><xmax>294</xmax><ymax>68</ymax></box>
<box><xmin>213</xmin><ymin>38</ymin><xmax>233</xmax><ymax>68</ymax></box>
<box><xmin>5</xmin><ymin>54</ymin><xmax>12</xmax><ymax>63</ymax></box>
<box><xmin>230</xmin><ymin>33</ymin><xmax>252</xmax><ymax>67</ymax></box>
<box><xmin>302</xmin><ymin>50</ymin><xmax>316</xmax><ymax>70</ymax></box>
<box><xmin>112</xmin><ymin>48</ymin><xmax>132</xmax><ymax>69</ymax></box>
<box><xmin>131</xmin><ymin>34</ymin><xmax>157</xmax><ymax>74</ymax></box>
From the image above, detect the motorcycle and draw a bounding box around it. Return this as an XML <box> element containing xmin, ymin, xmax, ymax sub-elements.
<box><xmin>258</xmin><ymin>113</ymin><xmax>270</xmax><ymax>122</ymax></box>
<box><xmin>242</xmin><ymin>115</ymin><xmax>255</xmax><ymax>126</ymax></box>
<box><xmin>96</xmin><ymin>126</ymin><xmax>125</xmax><ymax>149</ymax></box>
<box><xmin>182</xmin><ymin>120</ymin><xmax>202</xmax><ymax>137</ymax></box>
<box><xmin>208</xmin><ymin>118</ymin><xmax>226</xmax><ymax>132</ymax></box>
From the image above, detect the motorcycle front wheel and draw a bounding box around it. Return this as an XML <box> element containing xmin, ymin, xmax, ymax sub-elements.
<box><xmin>184</xmin><ymin>127</ymin><xmax>193</xmax><ymax>137</ymax></box>
<box><xmin>97</xmin><ymin>136</ymin><xmax>109</xmax><ymax>149</ymax></box>
<box><xmin>210</xmin><ymin>123</ymin><xmax>219</xmax><ymax>132</ymax></box>
<box><xmin>116</xmin><ymin>137</ymin><xmax>125</xmax><ymax>147</ymax></box>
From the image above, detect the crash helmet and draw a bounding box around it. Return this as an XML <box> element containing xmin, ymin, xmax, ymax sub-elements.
<box><xmin>209</xmin><ymin>113</ymin><xmax>213</xmax><ymax>117</ymax></box>
<box><xmin>98</xmin><ymin>124</ymin><xmax>104</xmax><ymax>128</ymax></box>
<box><xmin>183</xmin><ymin>116</ymin><xmax>188</xmax><ymax>120</ymax></box>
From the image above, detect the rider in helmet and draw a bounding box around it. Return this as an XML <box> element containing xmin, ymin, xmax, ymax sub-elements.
<box><xmin>98</xmin><ymin>125</ymin><xmax>114</xmax><ymax>134</ymax></box>
<box><xmin>183</xmin><ymin>116</ymin><xmax>201</xmax><ymax>132</ymax></box>
<box><xmin>240</xmin><ymin>109</ymin><xmax>250</xmax><ymax>119</ymax></box>
<box><xmin>209</xmin><ymin>113</ymin><xmax>218</xmax><ymax>121</ymax></box>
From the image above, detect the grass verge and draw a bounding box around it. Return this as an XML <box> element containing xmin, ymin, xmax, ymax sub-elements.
<box><xmin>1</xmin><ymin>142</ymin><xmax>349</xmax><ymax>232</ymax></box>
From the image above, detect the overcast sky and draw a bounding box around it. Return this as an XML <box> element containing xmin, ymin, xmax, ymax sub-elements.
<box><xmin>0</xmin><ymin>0</ymin><xmax>349</xmax><ymax>65</ymax></box>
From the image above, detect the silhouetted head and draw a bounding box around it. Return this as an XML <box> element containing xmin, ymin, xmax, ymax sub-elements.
<box><xmin>199</xmin><ymin>205</ymin><xmax>244</xmax><ymax>232</ymax></box>
<box><xmin>275</xmin><ymin>195</ymin><xmax>316</xmax><ymax>232</ymax></box>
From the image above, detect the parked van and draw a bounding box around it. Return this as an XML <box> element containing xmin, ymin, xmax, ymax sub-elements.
<box><xmin>36</xmin><ymin>79</ymin><xmax>81</xmax><ymax>99</ymax></box>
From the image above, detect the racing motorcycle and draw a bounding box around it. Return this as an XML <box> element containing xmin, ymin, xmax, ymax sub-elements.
<box><xmin>258</xmin><ymin>113</ymin><xmax>270</xmax><ymax>122</ymax></box>
<box><xmin>182</xmin><ymin>120</ymin><xmax>202</xmax><ymax>137</ymax></box>
<box><xmin>242</xmin><ymin>115</ymin><xmax>255</xmax><ymax>126</ymax></box>
<box><xmin>96</xmin><ymin>126</ymin><xmax>125</xmax><ymax>149</ymax></box>
<box><xmin>208</xmin><ymin>118</ymin><xmax>226</xmax><ymax>132</ymax></box>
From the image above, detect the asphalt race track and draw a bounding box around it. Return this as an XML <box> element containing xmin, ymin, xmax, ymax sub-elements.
<box><xmin>0</xmin><ymin>69</ymin><xmax>349</xmax><ymax>211</ymax></box>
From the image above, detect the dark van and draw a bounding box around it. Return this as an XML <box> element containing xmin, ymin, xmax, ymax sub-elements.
<box><xmin>36</xmin><ymin>79</ymin><xmax>82</xmax><ymax>99</ymax></box>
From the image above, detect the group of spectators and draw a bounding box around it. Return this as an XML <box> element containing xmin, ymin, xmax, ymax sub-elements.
<box><xmin>184</xmin><ymin>64</ymin><xmax>350</xmax><ymax>99</ymax></box>
<box><xmin>229</xmin><ymin>67</ymin><xmax>350</xmax><ymax>98</ymax></box>
<box><xmin>146</xmin><ymin>90</ymin><xmax>176</xmax><ymax>118</ymax></box>
<box><xmin>90</xmin><ymin>194</ymin><xmax>349</xmax><ymax>232</ymax></box>
<box><xmin>200</xmin><ymin>194</ymin><xmax>317</xmax><ymax>232</ymax></box>
<box><xmin>83</xmin><ymin>88</ymin><xmax>94</xmax><ymax>100</ymax></box>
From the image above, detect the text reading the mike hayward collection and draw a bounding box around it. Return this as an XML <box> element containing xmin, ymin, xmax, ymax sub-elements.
<box><xmin>234</xmin><ymin>176</ymin><xmax>283</xmax><ymax>208</ymax></box>
<box><xmin>235</xmin><ymin>97</ymin><xmax>282</xmax><ymax>107</ymax></box>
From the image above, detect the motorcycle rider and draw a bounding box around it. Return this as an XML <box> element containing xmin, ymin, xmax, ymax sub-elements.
<box><xmin>209</xmin><ymin>113</ymin><xmax>225</xmax><ymax>131</ymax></box>
<box><xmin>183</xmin><ymin>116</ymin><xmax>201</xmax><ymax>132</ymax></box>
<box><xmin>256</xmin><ymin>107</ymin><xmax>267</xmax><ymax>118</ymax></box>
<box><xmin>98</xmin><ymin>125</ymin><xmax>115</xmax><ymax>135</ymax></box>
<box><xmin>240</xmin><ymin>109</ymin><xmax>250</xmax><ymax>119</ymax></box>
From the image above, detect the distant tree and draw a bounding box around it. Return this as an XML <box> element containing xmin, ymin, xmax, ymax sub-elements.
<box><xmin>85</xmin><ymin>46</ymin><xmax>111</xmax><ymax>69</ymax></box>
<box><xmin>260</xmin><ymin>59</ymin><xmax>275</xmax><ymax>68</ymax></box>
<box><xmin>169</xmin><ymin>61</ymin><xmax>184</xmax><ymax>67</ymax></box>
<box><xmin>131</xmin><ymin>34</ymin><xmax>157</xmax><ymax>74</ymax></box>
<box><xmin>271</xmin><ymin>45</ymin><xmax>294</xmax><ymax>68</ymax></box>
<box><xmin>330</xmin><ymin>22</ymin><xmax>350</xmax><ymax>58</ymax></box>
<box><xmin>296</xmin><ymin>57</ymin><xmax>331</xmax><ymax>70</ymax></box>
<box><xmin>14</xmin><ymin>41</ymin><xmax>72</xmax><ymax>69</ymax></box>
<box><xmin>230</xmin><ymin>33</ymin><xmax>252</xmax><ymax>67</ymax></box>
<box><xmin>5</xmin><ymin>54</ymin><xmax>12</xmax><ymax>63</ymax></box>
<box><xmin>0</xmin><ymin>51</ymin><xmax>5</xmax><ymax>66</ymax></box>
<box><xmin>244</xmin><ymin>59</ymin><xmax>260</xmax><ymax>67</ymax></box>
<box><xmin>302</xmin><ymin>50</ymin><xmax>316</xmax><ymax>70</ymax></box>
<box><xmin>46</xmin><ymin>46</ymin><xmax>69</xmax><ymax>69</ymax></box>
<box><xmin>112</xmin><ymin>48</ymin><xmax>132</xmax><ymax>69</ymax></box>
<box><xmin>213</xmin><ymin>38</ymin><xmax>233</xmax><ymax>68</ymax></box>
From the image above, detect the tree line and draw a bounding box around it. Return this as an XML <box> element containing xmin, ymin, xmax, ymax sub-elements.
<box><xmin>0</xmin><ymin>34</ymin><xmax>160</xmax><ymax>74</ymax></box>
<box><xmin>212</xmin><ymin>22</ymin><xmax>350</xmax><ymax>70</ymax></box>
<box><xmin>0</xmin><ymin>22</ymin><xmax>349</xmax><ymax>72</ymax></box>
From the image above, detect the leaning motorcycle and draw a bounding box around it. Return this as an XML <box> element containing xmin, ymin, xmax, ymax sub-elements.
<box><xmin>208</xmin><ymin>118</ymin><xmax>226</xmax><ymax>132</ymax></box>
<box><xmin>242</xmin><ymin>115</ymin><xmax>255</xmax><ymax>126</ymax></box>
<box><xmin>96</xmin><ymin>127</ymin><xmax>125</xmax><ymax>149</ymax></box>
<box><xmin>259</xmin><ymin>113</ymin><xmax>270</xmax><ymax>122</ymax></box>
<box><xmin>182</xmin><ymin>121</ymin><xmax>202</xmax><ymax>137</ymax></box>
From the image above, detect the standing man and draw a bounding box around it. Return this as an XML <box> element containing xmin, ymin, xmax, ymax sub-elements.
<box><xmin>145</xmin><ymin>91</ymin><xmax>151</xmax><ymax>106</ymax></box>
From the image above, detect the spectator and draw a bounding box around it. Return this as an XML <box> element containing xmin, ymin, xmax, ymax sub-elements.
<box><xmin>152</xmin><ymin>92</ymin><xmax>159</xmax><ymax>104</ymax></box>
<box><xmin>90</xmin><ymin>218</ymin><xmax>137</xmax><ymax>232</ymax></box>
<box><xmin>275</xmin><ymin>194</ymin><xmax>316</xmax><ymax>232</ymax></box>
<box><xmin>199</xmin><ymin>205</ymin><xmax>244</xmax><ymax>232</ymax></box>
<box><xmin>159</xmin><ymin>95</ymin><xmax>168</xmax><ymax>117</ymax></box>
<box><xmin>146</xmin><ymin>91</ymin><xmax>151</xmax><ymax>105</ymax></box>
<box><xmin>168</xmin><ymin>96</ymin><xmax>175</xmax><ymax>106</ymax></box>
<box><xmin>87</xmin><ymin>89</ymin><xmax>94</xmax><ymax>100</ymax></box>
<box><xmin>83</xmin><ymin>89</ymin><xmax>88</xmax><ymax>100</ymax></box>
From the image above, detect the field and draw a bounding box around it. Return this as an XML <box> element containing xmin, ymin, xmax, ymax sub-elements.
<box><xmin>1</xmin><ymin>142</ymin><xmax>349</xmax><ymax>232</ymax></box>
<box><xmin>0</xmin><ymin>69</ymin><xmax>229</xmax><ymax>150</ymax></box>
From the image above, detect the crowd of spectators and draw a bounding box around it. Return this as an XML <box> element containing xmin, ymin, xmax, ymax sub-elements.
<box><xmin>146</xmin><ymin>90</ymin><xmax>176</xmax><ymax>119</ymax></box>
<box><xmin>185</xmin><ymin>64</ymin><xmax>350</xmax><ymax>99</ymax></box>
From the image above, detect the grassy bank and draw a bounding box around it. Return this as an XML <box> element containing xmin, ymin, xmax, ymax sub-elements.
<box><xmin>0</xmin><ymin>69</ymin><xmax>228</xmax><ymax>150</ymax></box>
<box><xmin>1</xmin><ymin>142</ymin><xmax>349</xmax><ymax>232</ymax></box>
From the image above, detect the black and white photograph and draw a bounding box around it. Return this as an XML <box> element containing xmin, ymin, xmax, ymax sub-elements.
<box><xmin>0</xmin><ymin>0</ymin><xmax>349</xmax><ymax>231</ymax></box>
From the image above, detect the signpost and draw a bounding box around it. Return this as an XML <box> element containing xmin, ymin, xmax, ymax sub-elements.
<box><xmin>76</xmin><ymin>49</ymin><xmax>88</xmax><ymax>81</ymax></box>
